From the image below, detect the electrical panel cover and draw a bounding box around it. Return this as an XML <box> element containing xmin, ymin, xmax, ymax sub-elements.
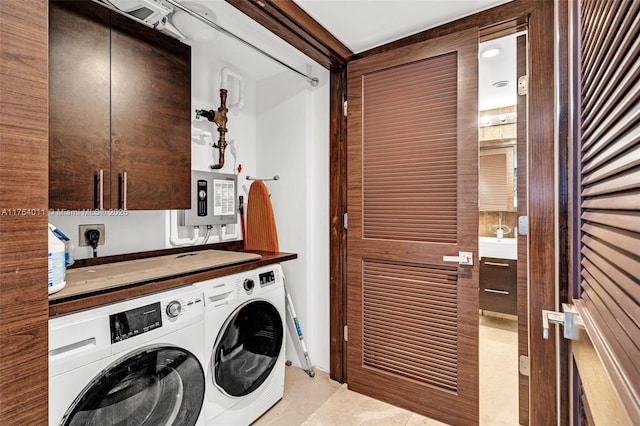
<box><xmin>180</xmin><ymin>171</ymin><xmax>237</xmax><ymax>226</ymax></box>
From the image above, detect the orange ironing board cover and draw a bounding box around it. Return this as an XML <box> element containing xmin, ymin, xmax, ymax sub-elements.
<box><xmin>246</xmin><ymin>180</ymin><xmax>279</xmax><ymax>252</ymax></box>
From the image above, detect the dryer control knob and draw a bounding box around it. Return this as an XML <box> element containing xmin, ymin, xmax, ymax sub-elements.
<box><xmin>166</xmin><ymin>301</ymin><xmax>182</xmax><ymax>318</ymax></box>
<box><xmin>243</xmin><ymin>278</ymin><xmax>255</xmax><ymax>293</ymax></box>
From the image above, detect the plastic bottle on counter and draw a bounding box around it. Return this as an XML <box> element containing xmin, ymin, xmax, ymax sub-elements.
<box><xmin>48</xmin><ymin>224</ymin><xmax>66</xmax><ymax>294</ymax></box>
<box><xmin>49</xmin><ymin>224</ymin><xmax>74</xmax><ymax>267</ymax></box>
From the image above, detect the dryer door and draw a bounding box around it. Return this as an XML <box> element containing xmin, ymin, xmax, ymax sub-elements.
<box><xmin>61</xmin><ymin>345</ymin><xmax>204</xmax><ymax>426</ymax></box>
<box><xmin>214</xmin><ymin>300</ymin><xmax>283</xmax><ymax>397</ymax></box>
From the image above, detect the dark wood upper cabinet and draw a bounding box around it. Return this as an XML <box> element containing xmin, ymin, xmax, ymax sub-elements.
<box><xmin>49</xmin><ymin>2</ymin><xmax>111</xmax><ymax>210</ymax></box>
<box><xmin>49</xmin><ymin>2</ymin><xmax>191</xmax><ymax>210</ymax></box>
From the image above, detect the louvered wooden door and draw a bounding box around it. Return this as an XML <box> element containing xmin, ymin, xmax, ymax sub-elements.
<box><xmin>346</xmin><ymin>28</ymin><xmax>479</xmax><ymax>425</ymax></box>
<box><xmin>569</xmin><ymin>0</ymin><xmax>640</xmax><ymax>422</ymax></box>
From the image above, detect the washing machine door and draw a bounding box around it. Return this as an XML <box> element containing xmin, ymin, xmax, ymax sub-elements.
<box><xmin>214</xmin><ymin>300</ymin><xmax>283</xmax><ymax>397</ymax></box>
<box><xmin>60</xmin><ymin>345</ymin><xmax>204</xmax><ymax>426</ymax></box>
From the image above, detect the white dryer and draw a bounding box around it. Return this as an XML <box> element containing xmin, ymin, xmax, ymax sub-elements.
<box><xmin>49</xmin><ymin>286</ymin><xmax>206</xmax><ymax>426</ymax></box>
<box><xmin>195</xmin><ymin>264</ymin><xmax>286</xmax><ymax>426</ymax></box>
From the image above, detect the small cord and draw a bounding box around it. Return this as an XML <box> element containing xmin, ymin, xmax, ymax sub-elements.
<box><xmin>86</xmin><ymin>229</ymin><xmax>100</xmax><ymax>258</ymax></box>
<box><xmin>204</xmin><ymin>225</ymin><xmax>213</xmax><ymax>245</ymax></box>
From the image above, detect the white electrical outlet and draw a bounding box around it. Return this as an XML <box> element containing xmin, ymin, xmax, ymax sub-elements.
<box><xmin>79</xmin><ymin>224</ymin><xmax>105</xmax><ymax>247</ymax></box>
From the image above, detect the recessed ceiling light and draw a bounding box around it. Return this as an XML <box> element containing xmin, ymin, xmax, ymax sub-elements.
<box><xmin>492</xmin><ymin>80</ymin><xmax>509</xmax><ymax>88</ymax></box>
<box><xmin>482</xmin><ymin>47</ymin><xmax>501</xmax><ymax>58</ymax></box>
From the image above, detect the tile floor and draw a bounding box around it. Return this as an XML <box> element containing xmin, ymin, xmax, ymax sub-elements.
<box><xmin>255</xmin><ymin>314</ymin><xmax>519</xmax><ymax>426</ymax></box>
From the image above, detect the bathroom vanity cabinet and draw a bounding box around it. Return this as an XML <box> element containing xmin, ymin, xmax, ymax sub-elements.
<box><xmin>479</xmin><ymin>256</ymin><xmax>517</xmax><ymax>315</ymax></box>
<box><xmin>49</xmin><ymin>1</ymin><xmax>191</xmax><ymax>210</ymax></box>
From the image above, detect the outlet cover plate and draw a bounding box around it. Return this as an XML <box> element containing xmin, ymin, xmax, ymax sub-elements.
<box><xmin>79</xmin><ymin>224</ymin><xmax>105</xmax><ymax>247</ymax></box>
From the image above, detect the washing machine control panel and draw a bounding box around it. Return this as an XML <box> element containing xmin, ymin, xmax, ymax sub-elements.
<box><xmin>259</xmin><ymin>269</ymin><xmax>276</xmax><ymax>287</ymax></box>
<box><xmin>110</xmin><ymin>302</ymin><xmax>163</xmax><ymax>343</ymax></box>
<box><xmin>109</xmin><ymin>290</ymin><xmax>203</xmax><ymax>343</ymax></box>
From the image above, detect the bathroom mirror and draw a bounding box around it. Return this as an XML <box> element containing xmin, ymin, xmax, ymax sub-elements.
<box><xmin>478</xmin><ymin>108</ymin><xmax>517</xmax><ymax>213</ymax></box>
<box><xmin>479</xmin><ymin>144</ymin><xmax>516</xmax><ymax>211</ymax></box>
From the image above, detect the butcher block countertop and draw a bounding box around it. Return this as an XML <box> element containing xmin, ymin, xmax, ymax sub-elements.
<box><xmin>49</xmin><ymin>243</ymin><xmax>296</xmax><ymax>317</ymax></box>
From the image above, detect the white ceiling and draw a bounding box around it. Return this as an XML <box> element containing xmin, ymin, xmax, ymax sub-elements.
<box><xmin>292</xmin><ymin>0</ymin><xmax>513</xmax><ymax>53</ymax></box>
<box><xmin>170</xmin><ymin>0</ymin><xmax>519</xmax><ymax>109</ymax></box>
<box><xmin>479</xmin><ymin>33</ymin><xmax>519</xmax><ymax>111</ymax></box>
<box><xmin>292</xmin><ymin>0</ymin><xmax>518</xmax><ymax>109</ymax></box>
<box><xmin>172</xmin><ymin>0</ymin><xmax>322</xmax><ymax>82</ymax></box>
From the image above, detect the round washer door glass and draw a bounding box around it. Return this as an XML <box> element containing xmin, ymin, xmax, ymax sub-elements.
<box><xmin>61</xmin><ymin>345</ymin><xmax>204</xmax><ymax>426</ymax></box>
<box><xmin>214</xmin><ymin>300</ymin><xmax>283</xmax><ymax>397</ymax></box>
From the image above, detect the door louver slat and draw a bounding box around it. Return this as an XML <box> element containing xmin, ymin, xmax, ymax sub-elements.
<box><xmin>577</xmin><ymin>0</ymin><xmax>640</xmax><ymax>416</ymax></box>
<box><xmin>581</xmin><ymin>1</ymin><xmax>636</xmax><ymax>115</ymax></box>
<box><xmin>582</xmin><ymin>130</ymin><xmax>640</xmax><ymax>177</ymax></box>
<box><xmin>581</xmin><ymin>238</ymin><xmax>638</xmax><ymax>298</ymax></box>
<box><xmin>362</xmin><ymin>259</ymin><xmax>459</xmax><ymax>392</ymax></box>
<box><xmin>580</xmin><ymin>288</ymin><xmax>640</xmax><ymax>378</ymax></box>
<box><xmin>362</xmin><ymin>53</ymin><xmax>458</xmax><ymax>243</ymax></box>
<box><xmin>580</xmin><ymin>261</ymin><xmax>640</xmax><ymax>334</ymax></box>
<box><xmin>581</xmin><ymin>211</ymin><xmax>640</xmax><ymax>233</ymax></box>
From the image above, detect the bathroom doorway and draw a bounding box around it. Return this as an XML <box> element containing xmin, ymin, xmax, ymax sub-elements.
<box><xmin>478</xmin><ymin>31</ymin><xmax>528</xmax><ymax>425</ymax></box>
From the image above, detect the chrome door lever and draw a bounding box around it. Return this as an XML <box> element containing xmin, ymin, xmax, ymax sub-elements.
<box><xmin>542</xmin><ymin>303</ymin><xmax>583</xmax><ymax>340</ymax></box>
<box><xmin>443</xmin><ymin>251</ymin><xmax>473</xmax><ymax>265</ymax></box>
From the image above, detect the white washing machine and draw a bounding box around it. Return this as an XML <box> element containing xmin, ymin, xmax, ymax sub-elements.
<box><xmin>49</xmin><ymin>286</ymin><xmax>206</xmax><ymax>426</ymax></box>
<box><xmin>194</xmin><ymin>264</ymin><xmax>286</xmax><ymax>426</ymax></box>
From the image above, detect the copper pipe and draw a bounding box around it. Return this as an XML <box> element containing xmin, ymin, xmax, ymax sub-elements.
<box><xmin>195</xmin><ymin>89</ymin><xmax>228</xmax><ymax>170</ymax></box>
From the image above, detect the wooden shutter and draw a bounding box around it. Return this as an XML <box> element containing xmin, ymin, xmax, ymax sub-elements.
<box><xmin>362</xmin><ymin>52</ymin><xmax>458</xmax><ymax>244</ymax></box>
<box><xmin>362</xmin><ymin>260</ymin><xmax>459</xmax><ymax>392</ymax></box>
<box><xmin>576</xmin><ymin>0</ymin><xmax>640</xmax><ymax>417</ymax></box>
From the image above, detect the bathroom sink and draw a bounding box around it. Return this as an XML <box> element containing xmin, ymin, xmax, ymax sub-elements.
<box><xmin>479</xmin><ymin>236</ymin><xmax>517</xmax><ymax>260</ymax></box>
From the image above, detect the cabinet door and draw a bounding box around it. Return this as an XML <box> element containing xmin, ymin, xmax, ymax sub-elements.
<box><xmin>110</xmin><ymin>12</ymin><xmax>191</xmax><ymax>210</ymax></box>
<box><xmin>49</xmin><ymin>2</ymin><xmax>111</xmax><ymax>210</ymax></box>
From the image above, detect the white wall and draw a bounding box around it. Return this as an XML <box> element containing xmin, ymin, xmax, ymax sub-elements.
<box><xmin>256</xmin><ymin>66</ymin><xmax>330</xmax><ymax>372</ymax></box>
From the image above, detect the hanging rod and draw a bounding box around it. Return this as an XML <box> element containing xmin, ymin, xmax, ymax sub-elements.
<box><xmin>165</xmin><ymin>0</ymin><xmax>319</xmax><ymax>87</ymax></box>
<box><xmin>247</xmin><ymin>175</ymin><xmax>280</xmax><ymax>181</ymax></box>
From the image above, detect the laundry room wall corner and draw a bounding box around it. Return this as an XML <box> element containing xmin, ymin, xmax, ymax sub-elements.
<box><xmin>256</xmin><ymin>65</ymin><xmax>330</xmax><ymax>371</ymax></box>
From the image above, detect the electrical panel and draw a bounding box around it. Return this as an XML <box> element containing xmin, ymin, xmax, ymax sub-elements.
<box><xmin>180</xmin><ymin>171</ymin><xmax>237</xmax><ymax>226</ymax></box>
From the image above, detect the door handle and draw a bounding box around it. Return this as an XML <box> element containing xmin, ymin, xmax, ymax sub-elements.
<box><xmin>443</xmin><ymin>251</ymin><xmax>473</xmax><ymax>265</ymax></box>
<box><xmin>542</xmin><ymin>303</ymin><xmax>583</xmax><ymax>340</ymax></box>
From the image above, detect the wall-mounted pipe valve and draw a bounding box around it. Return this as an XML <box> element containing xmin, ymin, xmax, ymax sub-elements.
<box><xmin>195</xmin><ymin>88</ymin><xmax>228</xmax><ymax>169</ymax></box>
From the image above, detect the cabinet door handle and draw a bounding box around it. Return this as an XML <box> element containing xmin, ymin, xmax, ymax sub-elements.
<box><xmin>98</xmin><ymin>169</ymin><xmax>104</xmax><ymax>210</ymax></box>
<box><xmin>483</xmin><ymin>261</ymin><xmax>510</xmax><ymax>267</ymax></box>
<box><xmin>484</xmin><ymin>288</ymin><xmax>510</xmax><ymax>295</ymax></box>
<box><xmin>122</xmin><ymin>171</ymin><xmax>128</xmax><ymax>210</ymax></box>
